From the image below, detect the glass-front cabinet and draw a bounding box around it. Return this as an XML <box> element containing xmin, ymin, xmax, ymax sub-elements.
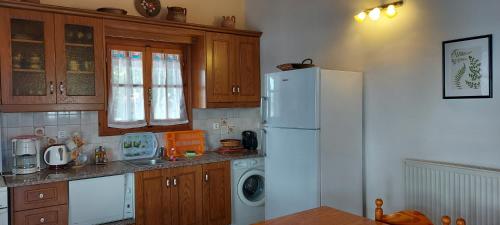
<box><xmin>0</xmin><ymin>9</ymin><xmax>56</xmax><ymax>105</ymax></box>
<box><xmin>0</xmin><ymin>9</ymin><xmax>104</xmax><ymax>110</ymax></box>
<box><xmin>54</xmin><ymin>14</ymin><xmax>104</xmax><ymax>104</ymax></box>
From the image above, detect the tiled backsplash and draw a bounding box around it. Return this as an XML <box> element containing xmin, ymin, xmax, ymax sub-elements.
<box><xmin>1</xmin><ymin>108</ymin><xmax>261</xmax><ymax>172</ymax></box>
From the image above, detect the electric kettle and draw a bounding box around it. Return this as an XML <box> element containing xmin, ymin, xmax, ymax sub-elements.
<box><xmin>242</xmin><ymin>131</ymin><xmax>258</xmax><ymax>150</ymax></box>
<box><xmin>44</xmin><ymin>145</ymin><xmax>71</xmax><ymax>169</ymax></box>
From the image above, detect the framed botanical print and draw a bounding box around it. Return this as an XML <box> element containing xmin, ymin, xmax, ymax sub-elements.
<box><xmin>443</xmin><ymin>35</ymin><xmax>492</xmax><ymax>99</ymax></box>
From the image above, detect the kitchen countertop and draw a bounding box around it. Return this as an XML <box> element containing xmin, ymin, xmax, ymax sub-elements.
<box><xmin>3</xmin><ymin>151</ymin><xmax>263</xmax><ymax>188</ymax></box>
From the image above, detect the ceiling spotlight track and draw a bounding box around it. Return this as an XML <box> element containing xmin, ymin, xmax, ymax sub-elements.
<box><xmin>354</xmin><ymin>1</ymin><xmax>403</xmax><ymax>23</ymax></box>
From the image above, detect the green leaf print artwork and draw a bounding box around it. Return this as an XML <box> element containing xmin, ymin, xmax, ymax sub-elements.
<box><xmin>465</xmin><ymin>56</ymin><xmax>481</xmax><ymax>89</ymax></box>
<box><xmin>454</xmin><ymin>63</ymin><xmax>466</xmax><ymax>89</ymax></box>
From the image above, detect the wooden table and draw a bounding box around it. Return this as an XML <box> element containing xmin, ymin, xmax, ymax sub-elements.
<box><xmin>253</xmin><ymin>207</ymin><xmax>385</xmax><ymax>225</ymax></box>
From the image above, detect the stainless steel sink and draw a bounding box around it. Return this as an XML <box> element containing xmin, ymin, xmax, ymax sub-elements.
<box><xmin>128</xmin><ymin>158</ymin><xmax>169</xmax><ymax>166</ymax></box>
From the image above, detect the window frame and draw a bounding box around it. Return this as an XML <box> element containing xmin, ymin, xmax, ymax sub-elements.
<box><xmin>99</xmin><ymin>38</ymin><xmax>192</xmax><ymax>136</ymax></box>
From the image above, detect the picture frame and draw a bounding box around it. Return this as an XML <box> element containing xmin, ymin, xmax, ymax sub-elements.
<box><xmin>442</xmin><ymin>34</ymin><xmax>492</xmax><ymax>99</ymax></box>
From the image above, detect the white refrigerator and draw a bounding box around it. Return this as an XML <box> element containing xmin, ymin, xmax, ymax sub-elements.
<box><xmin>263</xmin><ymin>67</ymin><xmax>363</xmax><ymax>219</ymax></box>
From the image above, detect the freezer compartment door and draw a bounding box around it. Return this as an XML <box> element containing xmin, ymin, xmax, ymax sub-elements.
<box><xmin>264</xmin><ymin>128</ymin><xmax>320</xmax><ymax>219</ymax></box>
<box><xmin>264</xmin><ymin>68</ymin><xmax>320</xmax><ymax>129</ymax></box>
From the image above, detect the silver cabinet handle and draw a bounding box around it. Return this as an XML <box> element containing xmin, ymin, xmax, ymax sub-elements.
<box><xmin>166</xmin><ymin>177</ymin><xmax>170</xmax><ymax>188</ymax></box>
<box><xmin>40</xmin><ymin>217</ymin><xmax>45</xmax><ymax>223</ymax></box>
<box><xmin>232</xmin><ymin>85</ymin><xmax>236</xmax><ymax>94</ymax></box>
<box><xmin>39</xmin><ymin>193</ymin><xmax>44</xmax><ymax>199</ymax></box>
<box><xmin>49</xmin><ymin>81</ymin><xmax>54</xmax><ymax>94</ymax></box>
<box><xmin>204</xmin><ymin>172</ymin><xmax>209</xmax><ymax>182</ymax></box>
<box><xmin>59</xmin><ymin>82</ymin><xmax>64</xmax><ymax>95</ymax></box>
<box><xmin>173</xmin><ymin>177</ymin><xmax>177</xmax><ymax>187</ymax></box>
<box><xmin>236</xmin><ymin>85</ymin><xmax>240</xmax><ymax>93</ymax></box>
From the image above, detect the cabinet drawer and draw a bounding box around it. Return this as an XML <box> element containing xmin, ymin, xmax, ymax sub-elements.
<box><xmin>13</xmin><ymin>205</ymin><xmax>68</xmax><ymax>225</ymax></box>
<box><xmin>13</xmin><ymin>182</ymin><xmax>68</xmax><ymax>211</ymax></box>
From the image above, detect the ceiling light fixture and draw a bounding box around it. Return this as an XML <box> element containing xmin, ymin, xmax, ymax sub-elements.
<box><xmin>354</xmin><ymin>1</ymin><xmax>403</xmax><ymax>23</ymax></box>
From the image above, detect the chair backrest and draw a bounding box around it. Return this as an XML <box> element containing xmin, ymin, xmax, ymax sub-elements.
<box><xmin>375</xmin><ymin>199</ymin><xmax>433</xmax><ymax>225</ymax></box>
<box><xmin>441</xmin><ymin>216</ymin><xmax>466</xmax><ymax>225</ymax></box>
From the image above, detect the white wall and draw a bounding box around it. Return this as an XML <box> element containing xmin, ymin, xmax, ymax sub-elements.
<box><xmin>41</xmin><ymin>0</ymin><xmax>246</xmax><ymax>29</ymax></box>
<box><xmin>246</xmin><ymin>0</ymin><xmax>500</xmax><ymax>218</ymax></box>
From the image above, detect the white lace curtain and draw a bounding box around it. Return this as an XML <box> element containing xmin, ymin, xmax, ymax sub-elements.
<box><xmin>150</xmin><ymin>52</ymin><xmax>188</xmax><ymax>126</ymax></box>
<box><xmin>108</xmin><ymin>49</ymin><xmax>188</xmax><ymax>128</ymax></box>
<box><xmin>108</xmin><ymin>50</ymin><xmax>147</xmax><ymax>128</ymax></box>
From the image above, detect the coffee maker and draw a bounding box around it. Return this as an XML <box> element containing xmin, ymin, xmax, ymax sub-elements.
<box><xmin>11</xmin><ymin>136</ymin><xmax>42</xmax><ymax>175</ymax></box>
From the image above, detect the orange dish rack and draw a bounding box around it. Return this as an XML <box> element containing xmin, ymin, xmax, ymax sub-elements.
<box><xmin>164</xmin><ymin>130</ymin><xmax>205</xmax><ymax>157</ymax></box>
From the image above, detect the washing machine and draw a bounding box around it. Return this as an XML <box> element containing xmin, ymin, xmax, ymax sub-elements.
<box><xmin>231</xmin><ymin>158</ymin><xmax>265</xmax><ymax>225</ymax></box>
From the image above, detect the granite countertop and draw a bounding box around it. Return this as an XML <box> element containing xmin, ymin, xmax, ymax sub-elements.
<box><xmin>3</xmin><ymin>151</ymin><xmax>263</xmax><ymax>188</ymax></box>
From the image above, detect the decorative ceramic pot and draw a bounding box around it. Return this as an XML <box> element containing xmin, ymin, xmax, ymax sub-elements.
<box><xmin>221</xmin><ymin>16</ymin><xmax>236</xmax><ymax>28</ymax></box>
<box><xmin>166</xmin><ymin>7</ymin><xmax>187</xmax><ymax>23</ymax></box>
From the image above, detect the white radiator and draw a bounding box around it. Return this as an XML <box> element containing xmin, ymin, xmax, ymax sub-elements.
<box><xmin>405</xmin><ymin>159</ymin><xmax>500</xmax><ymax>225</ymax></box>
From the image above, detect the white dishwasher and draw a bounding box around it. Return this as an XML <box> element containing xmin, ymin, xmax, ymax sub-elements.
<box><xmin>69</xmin><ymin>173</ymin><xmax>135</xmax><ymax>225</ymax></box>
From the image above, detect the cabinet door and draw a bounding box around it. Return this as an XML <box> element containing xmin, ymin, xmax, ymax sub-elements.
<box><xmin>135</xmin><ymin>169</ymin><xmax>171</xmax><ymax>225</ymax></box>
<box><xmin>13</xmin><ymin>205</ymin><xmax>68</xmax><ymax>225</ymax></box>
<box><xmin>235</xmin><ymin>36</ymin><xmax>261</xmax><ymax>103</ymax></box>
<box><xmin>54</xmin><ymin>14</ymin><xmax>105</xmax><ymax>104</ymax></box>
<box><xmin>206</xmin><ymin>32</ymin><xmax>236</xmax><ymax>103</ymax></box>
<box><xmin>202</xmin><ymin>161</ymin><xmax>231</xmax><ymax>225</ymax></box>
<box><xmin>0</xmin><ymin>8</ymin><xmax>56</xmax><ymax>104</ymax></box>
<box><xmin>171</xmin><ymin>165</ymin><xmax>203</xmax><ymax>225</ymax></box>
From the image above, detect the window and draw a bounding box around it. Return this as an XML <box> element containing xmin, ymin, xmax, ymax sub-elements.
<box><xmin>99</xmin><ymin>42</ymin><xmax>191</xmax><ymax>136</ymax></box>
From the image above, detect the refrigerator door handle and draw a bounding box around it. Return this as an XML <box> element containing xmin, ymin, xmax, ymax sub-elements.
<box><xmin>262</xmin><ymin>128</ymin><xmax>267</xmax><ymax>157</ymax></box>
<box><xmin>261</xmin><ymin>97</ymin><xmax>268</xmax><ymax>125</ymax></box>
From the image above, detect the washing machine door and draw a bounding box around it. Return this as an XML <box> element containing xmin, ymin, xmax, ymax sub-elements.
<box><xmin>238</xmin><ymin>169</ymin><xmax>265</xmax><ymax>207</ymax></box>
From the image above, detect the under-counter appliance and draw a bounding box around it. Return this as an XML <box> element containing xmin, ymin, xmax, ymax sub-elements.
<box><xmin>0</xmin><ymin>177</ymin><xmax>8</xmax><ymax>225</ymax></box>
<box><xmin>262</xmin><ymin>68</ymin><xmax>363</xmax><ymax>219</ymax></box>
<box><xmin>69</xmin><ymin>173</ymin><xmax>135</xmax><ymax>225</ymax></box>
<box><xmin>232</xmin><ymin>158</ymin><xmax>265</xmax><ymax>225</ymax></box>
<box><xmin>11</xmin><ymin>135</ymin><xmax>42</xmax><ymax>175</ymax></box>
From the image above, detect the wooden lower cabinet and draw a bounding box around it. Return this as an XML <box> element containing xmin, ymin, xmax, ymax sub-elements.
<box><xmin>13</xmin><ymin>205</ymin><xmax>68</xmax><ymax>225</ymax></box>
<box><xmin>135</xmin><ymin>162</ymin><xmax>231</xmax><ymax>225</ymax></box>
<box><xmin>171</xmin><ymin>166</ymin><xmax>203</xmax><ymax>225</ymax></box>
<box><xmin>11</xmin><ymin>182</ymin><xmax>69</xmax><ymax>225</ymax></box>
<box><xmin>135</xmin><ymin>169</ymin><xmax>170</xmax><ymax>225</ymax></box>
<box><xmin>202</xmin><ymin>161</ymin><xmax>231</xmax><ymax>225</ymax></box>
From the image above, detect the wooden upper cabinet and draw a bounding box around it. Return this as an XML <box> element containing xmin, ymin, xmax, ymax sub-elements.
<box><xmin>0</xmin><ymin>8</ymin><xmax>56</xmax><ymax>105</ymax></box>
<box><xmin>54</xmin><ymin>14</ymin><xmax>105</xmax><ymax>104</ymax></box>
<box><xmin>0</xmin><ymin>9</ymin><xmax>105</xmax><ymax>111</ymax></box>
<box><xmin>206</xmin><ymin>32</ymin><xmax>236</xmax><ymax>103</ymax></box>
<box><xmin>202</xmin><ymin>161</ymin><xmax>231</xmax><ymax>225</ymax></box>
<box><xmin>171</xmin><ymin>165</ymin><xmax>203</xmax><ymax>225</ymax></box>
<box><xmin>196</xmin><ymin>32</ymin><xmax>260</xmax><ymax>108</ymax></box>
<box><xmin>235</xmin><ymin>36</ymin><xmax>261</xmax><ymax>103</ymax></box>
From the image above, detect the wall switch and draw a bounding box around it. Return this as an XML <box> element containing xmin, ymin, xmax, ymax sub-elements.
<box><xmin>57</xmin><ymin>130</ymin><xmax>66</xmax><ymax>139</ymax></box>
<box><xmin>213</xmin><ymin>122</ymin><xmax>220</xmax><ymax>130</ymax></box>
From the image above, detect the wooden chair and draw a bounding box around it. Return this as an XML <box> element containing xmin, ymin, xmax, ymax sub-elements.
<box><xmin>375</xmin><ymin>199</ymin><xmax>433</xmax><ymax>225</ymax></box>
<box><xmin>441</xmin><ymin>216</ymin><xmax>466</xmax><ymax>225</ymax></box>
<box><xmin>375</xmin><ymin>199</ymin><xmax>467</xmax><ymax>225</ymax></box>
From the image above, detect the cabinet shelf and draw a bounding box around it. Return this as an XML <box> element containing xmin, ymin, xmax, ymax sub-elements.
<box><xmin>11</xmin><ymin>39</ymin><xmax>44</xmax><ymax>44</ymax></box>
<box><xmin>13</xmin><ymin>68</ymin><xmax>45</xmax><ymax>73</ymax></box>
<box><xmin>67</xmin><ymin>70</ymin><xmax>94</xmax><ymax>75</ymax></box>
<box><xmin>65</xmin><ymin>43</ymin><xmax>93</xmax><ymax>48</ymax></box>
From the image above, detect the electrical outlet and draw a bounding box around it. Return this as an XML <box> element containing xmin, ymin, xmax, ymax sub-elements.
<box><xmin>212</xmin><ymin>122</ymin><xmax>220</xmax><ymax>130</ymax></box>
<box><xmin>57</xmin><ymin>130</ymin><xmax>66</xmax><ymax>139</ymax></box>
